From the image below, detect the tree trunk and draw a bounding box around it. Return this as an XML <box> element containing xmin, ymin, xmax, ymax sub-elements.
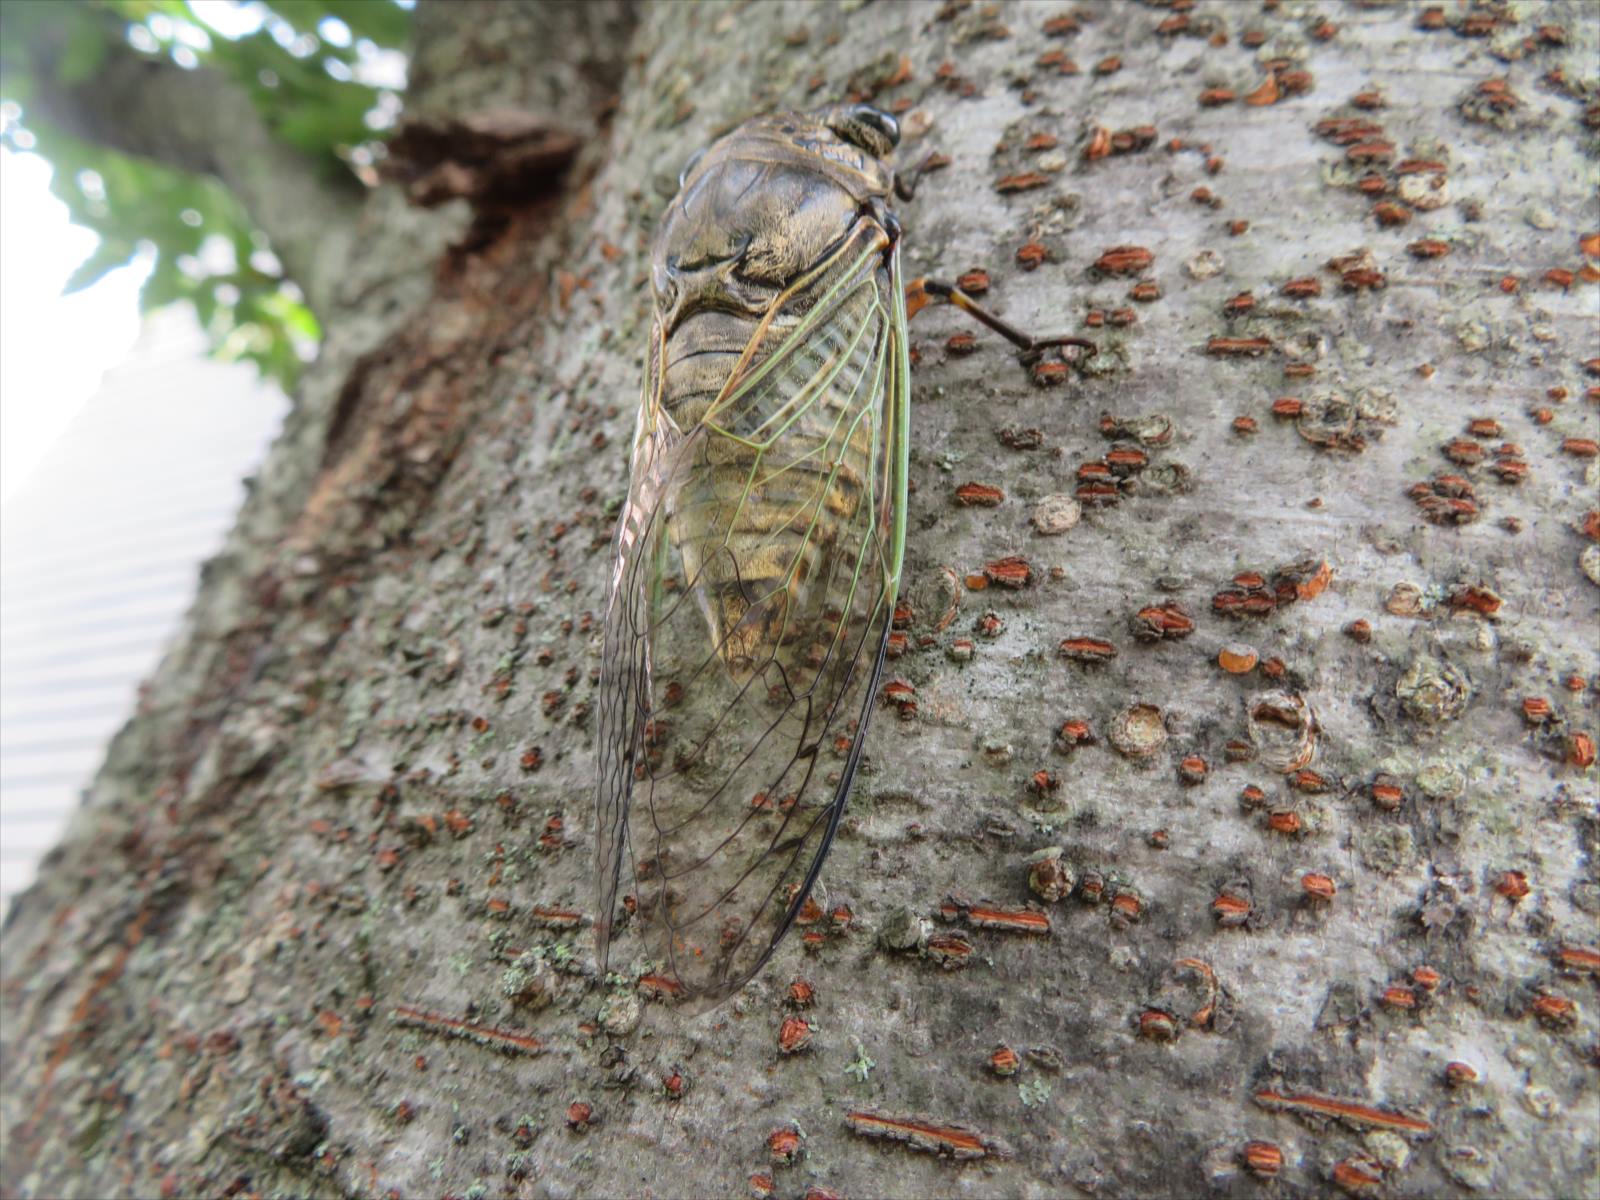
<box><xmin>4</xmin><ymin>2</ymin><xmax>1597</xmax><ymax>1197</ymax></box>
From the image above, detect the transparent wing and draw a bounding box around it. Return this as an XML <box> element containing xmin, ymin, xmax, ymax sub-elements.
<box><xmin>596</xmin><ymin>223</ymin><xmax>906</xmax><ymax>1010</ymax></box>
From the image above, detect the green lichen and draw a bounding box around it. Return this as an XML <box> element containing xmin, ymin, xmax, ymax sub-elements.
<box><xmin>844</xmin><ymin>1038</ymin><xmax>875</xmax><ymax>1082</ymax></box>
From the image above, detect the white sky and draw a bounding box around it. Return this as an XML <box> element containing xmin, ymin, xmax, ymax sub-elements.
<box><xmin>1</xmin><ymin>149</ymin><xmax>150</xmax><ymax>503</ymax></box>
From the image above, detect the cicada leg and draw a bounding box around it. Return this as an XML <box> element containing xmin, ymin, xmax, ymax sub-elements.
<box><xmin>904</xmin><ymin>277</ymin><xmax>1098</xmax><ymax>366</ymax></box>
<box><xmin>893</xmin><ymin>152</ymin><xmax>946</xmax><ymax>203</ymax></box>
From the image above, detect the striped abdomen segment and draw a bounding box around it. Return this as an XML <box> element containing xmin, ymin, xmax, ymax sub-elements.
<box><xmin>662</xmin><ymin>268</ymin><xmax>888</xmax><ymax>674</ymax></box>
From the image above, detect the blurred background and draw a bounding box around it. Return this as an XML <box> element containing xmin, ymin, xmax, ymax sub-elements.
<box><xmin>0</xmin><ymin>0</ymin><xmax>411</xmax><ymax>907</ymax></box>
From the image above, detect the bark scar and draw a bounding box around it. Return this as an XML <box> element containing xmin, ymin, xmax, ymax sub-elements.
<box><xmin>385</xmin><ymin>109</ymin><xmax>583</xmax><ymax>207</ymax></box>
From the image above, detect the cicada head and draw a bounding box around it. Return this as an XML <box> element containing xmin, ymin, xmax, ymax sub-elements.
<box><xmin>652</xmin><ymin>103</ymin><xmax>899</xmax><ymax>335</ymax></box>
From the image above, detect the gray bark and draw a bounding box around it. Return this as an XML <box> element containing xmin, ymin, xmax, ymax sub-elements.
<box><xmin>4</xmin><ymin>2</ymin><xmax>1598</xmax><ymax>1198</ymax></box>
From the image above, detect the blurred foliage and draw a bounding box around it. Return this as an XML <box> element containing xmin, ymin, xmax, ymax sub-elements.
<box><xmin>0</xmin><ymin>1</ymin><xmax>412</xmax><ymax>387</ymax></box>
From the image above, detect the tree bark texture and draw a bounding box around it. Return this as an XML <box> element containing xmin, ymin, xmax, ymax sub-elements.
<box><xmin>4</xmin><ymin>2</ymin><xmax>1598</xmax><ymax>1197</ymax></box>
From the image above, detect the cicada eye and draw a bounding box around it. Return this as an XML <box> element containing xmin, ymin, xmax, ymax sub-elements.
<box><xmin>678</xmin><ymin>146</ymin><xmax>708</xmax><ymax>190</ymax></box>
<box><xmin>828</xmin><ymin>104</ymin><xmax>900</xmax><ymax>157</ymax></box>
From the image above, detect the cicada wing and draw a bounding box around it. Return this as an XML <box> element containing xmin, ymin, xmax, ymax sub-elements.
<box><xmin>596</xmin><ymin>224</ymin><xmax>907</xmax><ymax>1010</ymax></box>
<box><xmin>595</xmin><ymin>318</ymin><xmax>680</xmax><ymax>973</ymax></box>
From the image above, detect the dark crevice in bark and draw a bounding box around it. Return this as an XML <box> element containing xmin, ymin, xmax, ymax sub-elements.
<box><xmin>384</xmin><ymin>112</ymin><xmax>584</xmax><ymax>209</ymax></box>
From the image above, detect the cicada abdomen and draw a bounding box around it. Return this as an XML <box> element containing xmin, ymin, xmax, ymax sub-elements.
<box><xmin>595</xmin><ymin>104</ymin><xmax>911</xmax><ymax>1009</ymax></box>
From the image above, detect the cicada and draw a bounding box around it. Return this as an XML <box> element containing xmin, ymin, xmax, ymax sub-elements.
<box><xmin>596</xmin><ymin>103</ymin><xmax>1094</xmax><ymax>1010</ymax></box>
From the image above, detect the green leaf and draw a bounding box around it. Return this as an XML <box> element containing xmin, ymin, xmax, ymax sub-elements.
<box><xmin>190</xmin><ymin>282</ymin><xmax>220</xmax><ymax>331</ymax></box>
<box><xmin>320</xmin><ymin>0</ymin><xmax>411</xmax><ymax>49</ymax></box>
<box><xmin>56</xmin><ymin>18</ymin><xmax>110</xmax><ymax>85</ymax></box>
<box><xmin>140</xmin><ymin>258</ymin><xmax>185</xmax><ymax>308</ymax></box>
<box><xmin>260</xmin><ymin>289</ymin><xmax>321</xmax><ymax>341</ymax></box>
<box><xmin>107</xmin><ymin>1</ymin><xmax>192</xmax><ymax>23</ymax></box>
<box><xmin>63</xmin><ymin>237</ymin><xmax>137</xmax><ymax>293</ymax></box>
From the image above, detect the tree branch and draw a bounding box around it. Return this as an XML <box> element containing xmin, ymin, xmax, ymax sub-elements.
<box><xmin>26</xmin><ymin>28</ymin><xmax>364</xmax><ymax>318</ymax></box>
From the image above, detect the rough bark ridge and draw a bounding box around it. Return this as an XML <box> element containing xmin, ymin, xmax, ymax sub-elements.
<box><xmin>3</xmin><ymin>2</ymin><xmax>1598</xmax><ymax>1198</ymax></box>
